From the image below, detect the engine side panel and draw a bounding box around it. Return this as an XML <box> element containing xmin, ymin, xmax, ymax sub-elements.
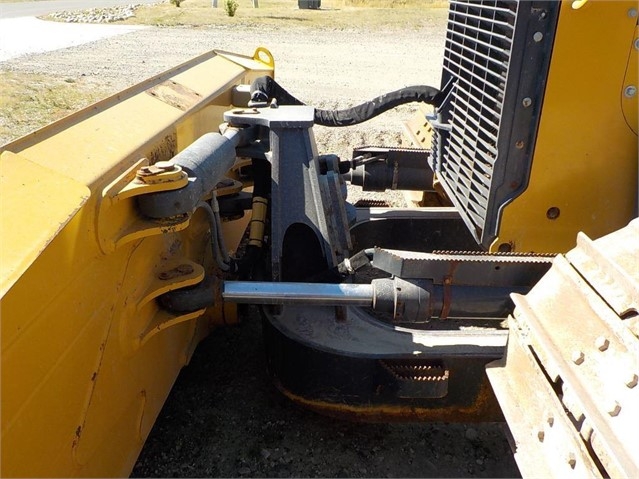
<box><xmin>494</xmin><ymin>0</ymin><xmax>638</xmax><ymax>252</ymax></box>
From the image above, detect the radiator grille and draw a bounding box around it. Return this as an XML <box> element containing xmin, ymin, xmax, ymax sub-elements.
<box><xmin>431</xmin><ymin>0</ymin><xmax>559</xmax><ymax>248</ymax></box>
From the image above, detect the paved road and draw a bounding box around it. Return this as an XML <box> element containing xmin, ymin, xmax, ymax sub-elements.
<box><xmin>0</xmin><ymin>16</ymin><xmax>147</xmax><ymax>61</ymax></box>
<box><xmin>0</xmin><ymin>0</ymin><xmax>157</xmax><ymax>61</ymax></box>
<box><xmin>0</xmin><ymin>0</ymin><xmax>161</xmax><ymax>18</ymax></box>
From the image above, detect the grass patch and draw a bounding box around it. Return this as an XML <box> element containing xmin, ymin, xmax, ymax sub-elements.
<box><xmin>0</xmin><ymin>71</ymin><xmax>109</xmax><ymax>145</ymax></box>
<box><xmin>123</xmin><ymin>0</ymin><xmax>448</xmax><ymax>30</ymax></box>
<box><xmin>4</xmin><ymin>0</ymin><xmax>448</xmax><ymax>144</ymax></box>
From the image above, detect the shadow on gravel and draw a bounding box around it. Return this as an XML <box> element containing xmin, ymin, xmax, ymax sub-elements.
<box><xmin>132</xmin><ymin>307</ymin><xmax>521</xmax><ymax>478</ymax></box>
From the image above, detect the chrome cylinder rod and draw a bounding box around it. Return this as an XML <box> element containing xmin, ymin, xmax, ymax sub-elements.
<box><xmin>223</xmin><ymin>281</ymin><xmax>373</xmax><ymax>306</ymax></box>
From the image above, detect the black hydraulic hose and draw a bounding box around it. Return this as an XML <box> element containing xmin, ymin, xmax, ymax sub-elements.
<box><xmin>250</xmin><ymin>76</ymin><xmax>306</xmax><ymax>107</ymax></box>
<box><xmin>250</xmin><ymin>76</ymin><xmax>444</xmax><ymax>127</ymax></box>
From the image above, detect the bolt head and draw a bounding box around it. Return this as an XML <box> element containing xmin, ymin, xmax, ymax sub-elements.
<box><xmin>533</xmin><ymin>31</ymin><xmax>544</xmax><ymax>42</ymax></box>
<box><xmin>635</xmin><ymin>38</ymin><xmax>639</xmax><ymax>50</ymax></box>
<box><xmin>154</xmin><ymin>161</ymin><xmax>175</xmax><ymax>171</ymax></box>
<box><xmin>572</xmin><ymin>350</ymin><xmax>585</xmax><ymax>365</ymax></box>
<box><xmin>629</xmin><ymin>8</ymin><xmax>638</xmax><ymax>18</ymax></box>
<box><xmin>625</xmin><ymin>86</ymin><xmax>637</xmax><ymax>98</ymax></box>
<box><xmin>595</xmin><ymin>336</ymin><xmax>610</xmax><ymax>351</ymax></box>
<box><xmin>608</xmin><ymin>401</ymin><xmax>621</xmax><ymax>417</ymax></box>
<box><xmin>546</xmin><ymin>207</ymin><xmax>560</xmax><ymax>220</ymax></box>
<box><xmin>522</xmin><ymin>97</ymin><xmax>532</xmax><ymax>108</ymax></box>
<box><xmin>626</xmin><ymin>373</ymin><xmax>638</xmax><ymax>389</ymax></box>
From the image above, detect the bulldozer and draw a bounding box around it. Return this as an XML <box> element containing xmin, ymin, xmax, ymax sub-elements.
<box><xmin>1</xmin><ymin>0</ymin><xmax>637</xmax><ymax>477</ymax></box>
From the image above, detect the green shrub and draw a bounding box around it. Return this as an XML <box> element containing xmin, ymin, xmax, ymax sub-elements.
<box><xmin>224</xmin><ymin>0</ymin><xmax>239</xmax><ymax>16</ymax></box>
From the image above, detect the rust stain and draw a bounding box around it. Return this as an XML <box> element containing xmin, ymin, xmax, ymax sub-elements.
<box><xmin>146</xmin><ymin>80</ymin><xmax>202</xmax><ymax>112</ymax></box>
<box><xmin>146</xmin><ymin>134</ymin><xmax>177</xmax><ymax>165</ymax></box>
<box><xmin>274</xmin><ymin>377</ymin><xmax>503</xmax><ymax>423</ymax></box>
<box><xmin>440</xmin><ymin>260</ymin><xmax>459</xmax><ymax>319</ymax></box>
<box><xmin>158</xmin><ymin>264</ymin><xmax>195</xmax><ymax>280</ymax></box>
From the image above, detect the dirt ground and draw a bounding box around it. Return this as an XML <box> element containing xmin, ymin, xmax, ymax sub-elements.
<box><xmin>132</xmin><ymin>308</ymin><xmax>519</xmax><ymax>478</ymax></box>
<box><xmin>1</xmin><ymin>10</ymin><xmax>521</xmax><ymax>478</ymax></box>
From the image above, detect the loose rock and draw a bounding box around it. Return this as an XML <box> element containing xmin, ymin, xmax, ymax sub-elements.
<box><xmin>465</xmin><ymin>427</ymin><xmax>479</xmax><ymax>441</ymax></box>
<box><xmin>45</xmin><ymin>3</ymin><xmax>163</xmax><ymax>24</ymax></box>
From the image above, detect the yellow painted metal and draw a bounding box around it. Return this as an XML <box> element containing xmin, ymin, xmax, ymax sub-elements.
<box><xmin>0</xmin><ymin>151</ymin><xmax>90</xmax><ymax>297</ymax></box>
<box><xmin>622</xmin><ymin>25</ymin><xmax>638</xmax><ymax>135</ymax></box>
<box><xmin>493</xmin><ymin>0</ymin><xmax>638</xmax><ymax>253</ymax></box>
<box><xmin>403</xmin><ymin>104</ymin><xmax>434</xmax><ymax>150</ymax></box>
<box><xmin>0</xmin><ymin>48</ymin><xmax>273</xmax><ymax>477</ymax></box>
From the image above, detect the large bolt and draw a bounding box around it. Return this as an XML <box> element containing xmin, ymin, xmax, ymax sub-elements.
<box><xmin>625</xmin><ymin>85</ymin><xmax>637</xmax><ymax>98</ymax></box>
<box><xmin>626</xmin><ymin>373</ymin><xmax>638</xmax><ymax>389</ymax></box>
<box><xmin>572</xmin><ymin>350</ymin><xmax>585</xmax><ymax>365</ymax></box>
<box><xmin>155</xmin><ymin>161</ymin><xmax>176</xmax><ymax>171</ymax></box>
<box><xmin>608</xmin><ymin>401</ymin><xmax>621</xmax><ymax>417</ymax></box>
<box><xmin>595</xmin><ymin>336</ymin><xmax>609</xmax><ymax>351</ymax></box>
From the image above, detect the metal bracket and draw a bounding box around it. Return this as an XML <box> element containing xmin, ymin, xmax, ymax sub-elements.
<box><xmin>224</xmin><ymin>105</ymin><xmax>352</xmax><ymax>281</ymax></box>
<box><xmin>119</xmin><ymin>258</ymin><xmax>206</xmax><ymax>352</ymax></box>
<box><xmin>97</xmin><ymin>158</ymin><xmax>190</xmax><ymax>254</ymax></box>
<box><xmin>372</xmin><ymin>248</ymin><xmax>554</xmax><ymax>285</ymax></box>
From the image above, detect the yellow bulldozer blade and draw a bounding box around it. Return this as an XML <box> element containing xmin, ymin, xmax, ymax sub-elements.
<box><xmin>1</xmin><ymin>48</ymin><xmax>273</xmax><ymax>478</ymax></box>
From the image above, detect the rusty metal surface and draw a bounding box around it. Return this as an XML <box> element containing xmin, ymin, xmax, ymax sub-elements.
<box><xmin>566</xmin><ymin>220</ymin><xmax>639</xmax><ymax>321</ymax></box>
<box><xmin>146</xmin><ymin>80</ymin><xmax>203</xmax><ymax>111</ymax></box>
<box><xmin>353</xmin><ymin>199</ymin><xmax>390</xmax><ymax>208</ymax></box>
<box><xmin>273</xmin><ymin>375</ymin><xmax>503</xmax><ymax>423</ymax></box>
<box><xmin>486</xmin><ymin>326</ymin><xmax>604</xmax><ymax>478</ymax></box>
<box><xmin>372</xmin><ymin>248</ymin><xmax>554</xmax><ymax>284</ymax></box>
<box><xmin>380</xmin><ymin>360</ymin><xmax>450</xmax><ymax>399</ymax></box>
<box><xmin>487</xmin><ymin>218</ymin><xmax>639</xmax><ymax>478</ymax></box>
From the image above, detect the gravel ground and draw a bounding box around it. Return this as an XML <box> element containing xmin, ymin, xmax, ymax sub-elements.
<box><xmin>132</xmin><ymin>308</ymin><xmax>518</xmax><ymax>478</ymax></box>
<box><xmin>1</xmin><ymin>16</ymin><xmax>521</xmax><ymax>478</ymax></box>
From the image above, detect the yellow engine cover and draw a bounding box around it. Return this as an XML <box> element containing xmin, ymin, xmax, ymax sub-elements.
<box><xmin>493</xmin><ymin>0</ymin><xmax>639</xmax><ymax>253</ymax></box>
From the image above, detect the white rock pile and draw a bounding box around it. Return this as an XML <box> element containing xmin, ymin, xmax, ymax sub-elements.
<box><xmin>46</xmin><ymin>4</ymin><xmax>148</xmax><ymax>24</ymax></box>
